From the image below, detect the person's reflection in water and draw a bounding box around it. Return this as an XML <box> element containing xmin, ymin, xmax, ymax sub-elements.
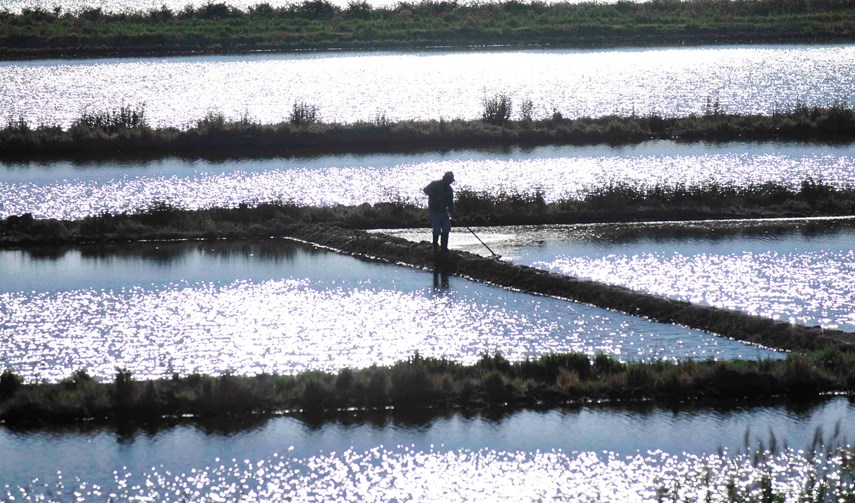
<box><xmin>433</xmin><ymin>269</ymin><xmax>450</xmax><ymax>289</ymax></box>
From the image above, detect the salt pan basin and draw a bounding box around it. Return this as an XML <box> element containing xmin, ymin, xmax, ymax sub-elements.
<box><xmin>0</xmin><ymin>239</ymin><xmax>782</xmax><ymax>383</ymax></box>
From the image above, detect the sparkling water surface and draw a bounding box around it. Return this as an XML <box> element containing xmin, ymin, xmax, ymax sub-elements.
<box><xmin>3</xmin><ymin>141</ymin><xmax>853</xmax><ymax>220</ymax></box>
<box><xmin>0</xmin><ymin>239</ymin><xmax>779</xmax><ymax>383</ymax></box>
<box><xmin>8</xmin><ymin>447</ymin><xmax>855</xmax><ymax>502</ymax></box>
<box><xmin>381</xmin><ymin>217</ymin><xmax>855</xmax><ymax>332</ymax></box>
<box><xmin>3</xmin><ymin>398</ymin><xmax>854</xmax><ymax>501</ymax></box>
<box><xmin>2</xmin><ymin>45</ymin><xmax>853</xmax><ymax>128</ymax></box>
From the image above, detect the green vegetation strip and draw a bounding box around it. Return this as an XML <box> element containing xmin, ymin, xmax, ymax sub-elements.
<box><xmin>3</xmin><ymin>180</ymin><xmax>855</xmax><ymax>244</ymax></box>
<box><xmin>2</xmin><ymin>350</ymin><xmax>854</xmax><ymax>423</ymax></box>
<box><xmin>2</xmin><ymin>0</ymin><xmax>853</xmax><ymax>59</ymax></box>
<box><xmin>2</xmin><ymin>103</ymin><xmax>854</xmax><ymax>160</ymax></box>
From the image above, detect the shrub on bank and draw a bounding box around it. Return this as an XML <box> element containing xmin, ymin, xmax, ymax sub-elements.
<box><xmin>72</xmin><ymin>103</ymin><xmax>148</xmax><ymax>133</ymax></box>
<box><xmin>0</xmin><ymin>370</ymin><xmax>23</xmax><ymax>400</ymax></box>
<box><xmin>482</xmin><ymin>93</ymin><xmax>513</xmax><ymax>126</ymax></box>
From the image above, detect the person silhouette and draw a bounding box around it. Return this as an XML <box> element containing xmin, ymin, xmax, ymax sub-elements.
<box><xmin>423</xmin><ymin>171</ymin><xmax>458</xmax><ymax>257</ymax></box>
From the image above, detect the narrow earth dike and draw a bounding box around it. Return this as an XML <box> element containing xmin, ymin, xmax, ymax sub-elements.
<box><xmin>2</xmin><ymin>104</ymin><xmax>854</xmax><ymax>160</ymax></box>
<box><xmin>1</xmin><ymin>0</ymin><xmax>853</xmax><ymax>60</ymax></box>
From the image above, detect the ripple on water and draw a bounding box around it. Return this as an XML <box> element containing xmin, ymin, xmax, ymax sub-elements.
<box><xmin>0</xmin><ymin>273</ymin><xmax>783</xmax><ymax>382</ymax></box>
<box><xmin>2</xmin><ymin>143</ymin><xmax>854</xmax><ymax>220</ymax></box>
<box><xmin>380</xmin><ymin>220</ymin><xmax>855</xmax><ymax>335</ymax></box>
<box><xmin>535</xmin><ymin>249</ymin><xmax>855</xmax><ymax>331</ymax></box>
<box><xmin>2</xmin><ymin>46</ymin><xmax>854</xmax><ymax>128</ymax></box>
<box><xmin>5</xmin><ymin>446</ymin><xmax>854</xmax><ymax>502</ymax></box>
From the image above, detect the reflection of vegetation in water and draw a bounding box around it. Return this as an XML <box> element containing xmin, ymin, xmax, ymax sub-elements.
<box><xmin>9</xmin><ymin>237</ymin><xmax>311</xmax><ymax>265</ymax></box>
<box><xmin>1</xmin><ymin>0</ymin><xmax>853</xmax><ymax>58</ymax></box>
<box><xmin>2</xmin><ymin>350</ymin><xmax>855</xmax><ymax>423</ymax></box>
<box><xmin>556</xmin><ymin>216</ymin><xmax>855</xmax><ymax>247</ymax></box>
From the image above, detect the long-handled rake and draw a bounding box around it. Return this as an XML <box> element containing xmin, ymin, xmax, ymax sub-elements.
<box><xmin>463</xmin><ymin>224</ymin><xmax>502</xmax><ymax>260</ymax></box>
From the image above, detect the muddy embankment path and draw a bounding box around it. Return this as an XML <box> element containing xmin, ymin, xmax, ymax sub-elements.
<box><xmin>284</xmin><ymin>223</ymin><xmax>855</xmax><ymax>354</ymax></box>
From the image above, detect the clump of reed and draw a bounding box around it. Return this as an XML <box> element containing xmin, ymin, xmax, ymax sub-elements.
<box><xmin>481</xmin><ymin>93</ymin><xmax>513</xmax><ymax>126</ymax></box>
<box><xmin>289</xmin><ymin>101</ymin><xmax>320</xmax><ymax>126</ymax></box>
<box><xmin>2</xmin><ymin>349</ymin><xmax>854</xmax><ymax>423</ymax></box>
<box><xmin>653</xmin><ymin>426</ymin><xmax>855</xmax><ymax>501</ymax></box>
<box><xmin>71</xmin><ymin>103</ymin><xmax>148</xmax><ymax>133</ymax></box>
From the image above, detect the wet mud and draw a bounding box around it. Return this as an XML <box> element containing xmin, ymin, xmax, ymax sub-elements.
<box><xmin>284</xmin><ymin>223</ymin><xmax>855</xmax><ymax>354</ymax></box>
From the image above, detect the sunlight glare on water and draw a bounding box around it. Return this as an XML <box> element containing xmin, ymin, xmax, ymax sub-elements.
<box><xmin>2</xmin><ymin>46</ymin><xmax>853</xmax><ymax>128</ymax></box>
<box><xmin>2</xmin><ymin>142</ymin><xmax>853</xmax><ymax>220</ymax></box>
<box><xmin>538</xmin><ymin>249</ymin><xmax>855</xmax><ymax>331</ymax></box>
<box><xmin>3</xmin><ymin>398</ymin><xmax>855</xmax><ymax>497</ymax></box>
<box><xmin>0</xmin><ymin>241</ymin><xmax>783</xmax><ymax>383</ymax></box>
<box><xmin>384</xmin><ymin>219</ymin><xmax>855</xmax><ymax>332</ymax></box>
<box><xmin>6</xmin><ymin>446</ymin><xmax>854</xmax><ymax>502</ymax></box>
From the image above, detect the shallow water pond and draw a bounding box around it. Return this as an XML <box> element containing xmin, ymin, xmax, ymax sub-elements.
<box><xmin>3</xmin><ymin>45</ymin><xmax>853</xmax><ymax>128</ymax></box>
<box><xmin>382</xmin><ymin>217</ymin><xmax>855</xmax><ymax>332</ymax></box>
<box><xmin>3</xmin><ymin>398</ymin><xmax>854</xmax><ymax>500</ymax></box>
<box><xmin>0</xmin><ymin>239</ymin><xmax>782</xmax><ymax>383</ymax></box>
<box><xmin>2</xmin><ymin>141</ymin><xmax>853</xmax><ymax>220</ymax></box>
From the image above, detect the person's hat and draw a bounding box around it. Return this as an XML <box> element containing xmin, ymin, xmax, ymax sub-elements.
<box><xmin>443</xmin><ymin>171</ymin><xmax>455</xmax><ymax>182</ymax></box>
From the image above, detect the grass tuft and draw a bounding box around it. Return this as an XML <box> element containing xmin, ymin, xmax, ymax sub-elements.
<box><xmin>289</xmin><ymin>101</ymin><xmax>320</xmax><ymax>126</ymax></box>
<box><xmin>481</xmin><ymin>93</ymin><xmax>513</xmax><ymax>126</ymax></box>
<box><xmin>72</xmin><ymin>103</ymin><xmax>148</xmax><ymax>133</ymax></box>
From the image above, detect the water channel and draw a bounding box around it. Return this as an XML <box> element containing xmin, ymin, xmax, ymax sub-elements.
<box><xmin>3</xmin><ymin>141</ymin><xmax>853</xmax><ymax>220</ymax></box>
<box><xmin>0</xmin><ymin>239</ymin><xmax>780</xmax><ymax>384</ymax></box>
<box><xmin>3</xmin><ymin>45</ymin><xmax>853</xmax><ymax>128</ymax></box>
<box><xmin>2</xmin><ymin>398</ymin><xmax>854</xmax><ymax>499</ymax></box>
<box><xmin>382</xmin><ymin>217</ymin><xmax>855</xmax><ymax>333</ymax></box>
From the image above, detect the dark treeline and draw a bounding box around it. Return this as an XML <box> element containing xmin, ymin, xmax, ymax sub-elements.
<box><xmin>2</xmin><ymin>349</ymin><xmax>854</xmax><ymax>423</ymax></box>
<box><xmin>2</xmin><ymin>103</ymin><xmax>854</xmax><ymax>160</ymax></box>
<box><xmin>1</xmin><ymin>0</ymin><xmax>853</xmax><ymax>59</ymax></box>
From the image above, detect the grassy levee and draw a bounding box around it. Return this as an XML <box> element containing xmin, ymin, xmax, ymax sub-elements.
<box><xmin>1</xmin><ymin>0</ymin><xmax>853</xmax><ymax>59</ymax></box>
<box><xmin>1</xmin><ymin>350</ymin><xmax>854</xmax><ymax>423</ymax></box>
<box><xmin>2</xmin><ymin>104</ymin><xmax>854</xmax><ymax>160</ymax></box>
<box><xmin>2</xmin><ymin>181</ymin><xmax>855</xmax><ymax>247</ymax></box>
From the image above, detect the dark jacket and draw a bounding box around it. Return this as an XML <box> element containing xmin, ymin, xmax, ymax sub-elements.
<box><xmin>423</xmin><ymin>180</ymin><xmax>454</xmax><ymax>213</ymax></box>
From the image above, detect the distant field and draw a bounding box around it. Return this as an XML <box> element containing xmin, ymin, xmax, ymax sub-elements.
<box><xmin>1</xmin><ymin>0</ymin><xmax>853</xmax><ymax>59</ymax></box>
